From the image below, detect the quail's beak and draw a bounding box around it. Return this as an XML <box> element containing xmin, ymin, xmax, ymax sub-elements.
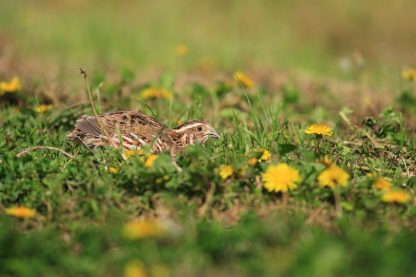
<box><xmin>206</xmin><ymin>127</ymin><xmax>220</xmax><ymax>139</ymax></box>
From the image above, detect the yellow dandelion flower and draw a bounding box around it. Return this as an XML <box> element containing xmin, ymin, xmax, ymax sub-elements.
<box><xmin>156</xmin><ymin>176</ymin><xmax>170</xmax><ymax>184</ymax></box>
<box><xmin>373</xmin><ymin>177</ymin><xmax>392</xmax><ymax>191</ymax></box>
<box><xmin>108</xmin><ymin>166</ymin><xmax>119</xmax><ymax>174</ymax></box>
<box><xmin>318</xmin><ymin>165</ymin><xmax>349</xmax><ymax>189</ymax></box>
<box><xmin>319</xmin><ymin>156</ymin><xmax>334</xmax><ymax>167</ymax></box>
<box><xmin>234</xmin><ymin>71</ymin><xmax>255</xmax><ymax>89</ymax></box>
<box><xmin>139</xmin><ymin>88</ymin><xmax>172</xmax><ymax>100</ymax></box>
<box><xmin>175</xmin><ymin>118</ymin><xmax>183</xmax><ymax>126</ymax></box>
<box><xmin>262</xmin><ymin>163</ymin><xmax>300</xmax><ymax>192</ymax></box>
<box><xmin>144</xmin><ymin>154</ymin><xmax>157</xmax><ymax>168</ymax></box>
<box><xmin>401</xmin><ymin>67</ymin><xmax>416</xmax><ymax>81</ymax></box>
<box><xmin>305</xmin><ymin>124</ymin><xmax>333</xmax><ymax>137</ymax></box>
<box><xmin>382</xmin><ymin>189</ymin><xmax>412</xmax><ymax>204</ymax></box>
<box><xmin>247</xmin><ymin>157</ymin><xmax>258</xmax><ymax>166</ymax></box>
<box><xmin>219</xmin><ymin>164</ymin><xmax>233</xmax><ymax>180</ymax></box>
<box><xmin>0</xmin><ymin>77</ymin><xmax>21</xmax><ymax>94</ymax></box>
<box><xmin>122</xmin><ymin>149</ymin><xmax>144</xmax><ymax>160</ymax></box>
<box><xmin>5</xmin><ymin>206</ymin><xmax>37</xmax><ymax>218</ymax></box>
<box><xmin>151</xmin><ymin>264</ymin><xmax>170</xmax><ymax>277</ymax></box>
<box><xmin>34</xmin><ymin>104</ymin><xmax>53</xmax><ymax>113</ymax></box>
<box><xmin>175</xmin><ymin>45</ymin><xmax>189</xmax><ymax>56</ymax></box>
<box><xmin>122</xmin><ymin>219</ymin><xmax>165</xmax><ymax>240</ymax></box>
<box><xmin>124</xmin><ymin>260</ymin><xmax>147</xmax><ymax>277</ymax></box>
<box><xmin>239</xmin><ymin>164</ymin><xmax>248</xmax><ymax>176</ymax></box>
<box><xmin>197</xmin><ymin>56</ymin><xmax>216</xmax><ymax>71</ymax></box>
<box><xmin>123</xmin><ymin>149</ymin><xmax>135</xmax><ymax>159</ymax></box>
<box><xmin>260</xmin><ymin>149</ymin><xmax>272</xmax><ymax>161</ymax></box>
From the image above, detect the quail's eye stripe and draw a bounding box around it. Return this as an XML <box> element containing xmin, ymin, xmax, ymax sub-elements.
<box><xmin>174</xmin><ymin>122</ymin><xmax>204</xmax><ymax>132</ymax></box>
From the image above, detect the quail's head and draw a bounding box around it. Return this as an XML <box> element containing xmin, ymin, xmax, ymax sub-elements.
<box><xmin>174</xmin><ymin>120</ymin><xmax>220</xmax><ymax>144</ymax></box>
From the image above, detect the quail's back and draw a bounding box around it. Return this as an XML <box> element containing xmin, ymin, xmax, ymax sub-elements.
<box><xmin>67</xmin><ymin>111</ymin><xmax>220</xmax><ymax>157</ymax></box>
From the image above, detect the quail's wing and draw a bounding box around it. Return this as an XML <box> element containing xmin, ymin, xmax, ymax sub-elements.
<box><xmin>75</xmin><ymin>111</ymin><xmax>166</xmax><ymax>146</ymax></box>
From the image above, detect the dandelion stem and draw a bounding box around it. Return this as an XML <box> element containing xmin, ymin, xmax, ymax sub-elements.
<box><xmin>198</xmin><ymin>182</ymin><xmax>216</xmax><ymax>216</ymax></box>
<box><xmin>315</xmin><ymin>137</ymin><xmax>322</xmax><ymax>154</ymax></box>
<box><xmin>333</xmin><ymin>189</ymin><xmax>343</xmax><ymax>217</ymax></box>
<box><xmin>282</xmin><ymin>191</ymin><xmax>288</xmax><ymax>208</ymax></box>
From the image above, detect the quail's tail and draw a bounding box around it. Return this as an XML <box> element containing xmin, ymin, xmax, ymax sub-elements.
<box><xmin>74</xmin><ymin>115</ymin><xmax>103</xmax><ymax>137</ymax></box>
<box><xmin>67</xmin><ymin>115</ymin><xmax>105</xmax><ymax>143</ymax></box>
<box><xmin>66</xmin><ymin>129</ymin><xmax>80</xmax><ymax>141</ymax></box>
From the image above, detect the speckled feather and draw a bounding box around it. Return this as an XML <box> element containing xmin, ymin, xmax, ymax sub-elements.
<box><xmin>67</xmin><ymin>110</ymin><xmax>220</xmax><ymax>158</ymax></box>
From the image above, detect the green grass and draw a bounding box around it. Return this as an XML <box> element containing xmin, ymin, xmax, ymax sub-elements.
<box><xmin>1</xmin><ymin>69</ymin><xmax>415</xmax><ymax>276</ymax></box>
<box><xmin>1</xmin><ymin>1</ymin><xmax>416</xmax><ymax>276</ymax></box>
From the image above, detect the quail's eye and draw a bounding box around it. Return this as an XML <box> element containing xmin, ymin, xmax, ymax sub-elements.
<box><xmin>197</xmin><ymin>126</ymin><xmax>203</xmax><ymax>131</ymax></box>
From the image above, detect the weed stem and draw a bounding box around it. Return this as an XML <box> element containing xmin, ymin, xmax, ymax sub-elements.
<box><xmin>16</xmin><ymin>146</ymin><xmax>75</xmax><ymax>159</ymax></box>
<box><xmin>80</xmin><ymin>68</ymin><xmax>116</xmax><ymax>148</ymax></box>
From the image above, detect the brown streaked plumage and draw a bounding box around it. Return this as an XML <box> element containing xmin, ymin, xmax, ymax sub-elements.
<box><xmin>67</xmin><ymin>111</ymin><xmax>220</xmax><ymax>158</ymax></box>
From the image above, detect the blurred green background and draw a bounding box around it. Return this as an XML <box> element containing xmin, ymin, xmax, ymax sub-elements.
<box><xmin>1</xmin><ymin>0</ymin><xmax>415</xmax><ymax>75</ymax></box>
<box><xmin>1</xmin><ymin>2</ymin><xmax>416</xmax><ymax>276</ymax></box>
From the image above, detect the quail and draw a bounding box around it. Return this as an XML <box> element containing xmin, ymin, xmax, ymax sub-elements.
<box><xmin>67</xmin><ymin>111</ymin><xmax>220</xmax><ymax>160</ymax></box>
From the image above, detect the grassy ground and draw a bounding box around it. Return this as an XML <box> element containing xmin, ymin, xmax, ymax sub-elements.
<box><xmin>1</xmin><ymin>1</ymin><xmax>416</xmax><ymax>276</ymax></box>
